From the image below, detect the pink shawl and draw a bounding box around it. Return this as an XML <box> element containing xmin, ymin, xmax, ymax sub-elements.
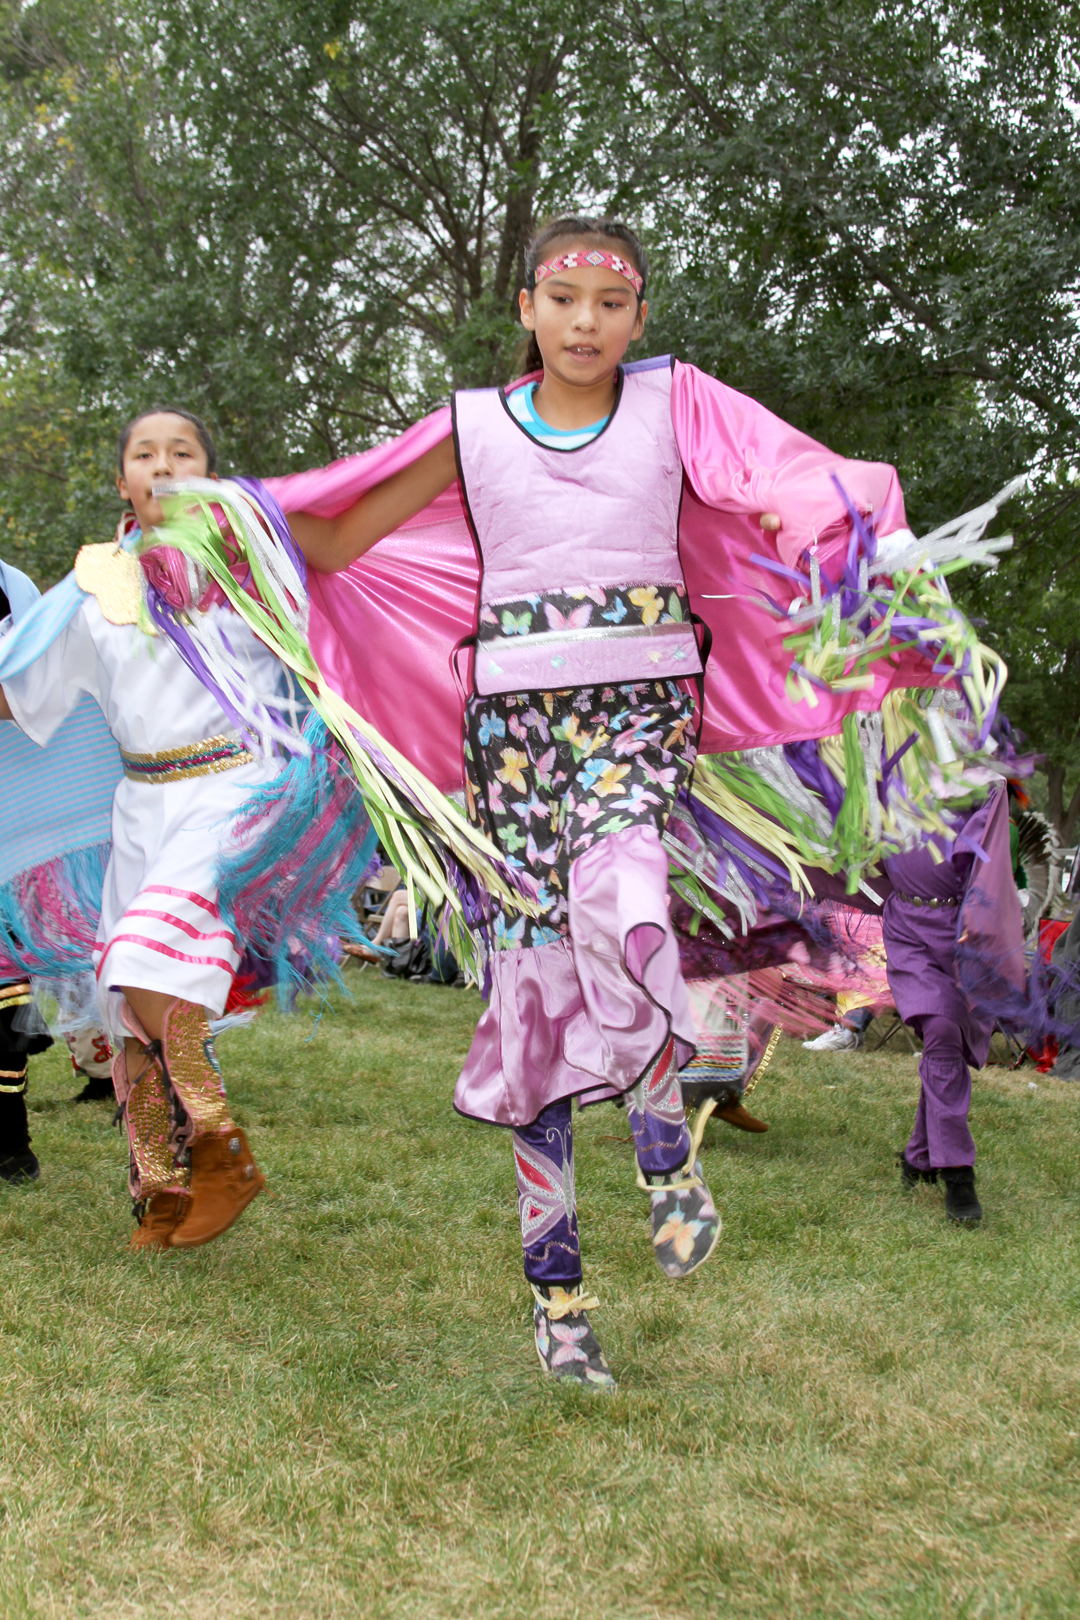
<box><xmin>267</xmin><ymin>361</ymin><xmax>933</xmax><ymax>794</ymax></box>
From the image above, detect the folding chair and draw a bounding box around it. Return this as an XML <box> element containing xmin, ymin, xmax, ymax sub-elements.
<box><xmin>873</xmin><ymin>1012</ymin><xmax>918</xmax><ymax>1053</ymax></box>
<box><xmin>994</xmin><ymin>1024</ymin><xmax>1029</xmax><ymax>1070</ymax></box>
<box><xmin>341</xmin><ymin>866</ymin><xmax>402</xmax><ymax>965</ymax></box>
<box><xmin>356</xmin><ymin>866</ymin><xmax>401</xmax><ymax>927</ymax></box>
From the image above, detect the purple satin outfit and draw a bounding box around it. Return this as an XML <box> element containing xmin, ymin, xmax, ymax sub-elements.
<box><xmin>455</xmin><ymin>359</ymin><xmax>703</xmax><ymax>697</ymax></box>
<box><xmin>882</xmin><ymin>786</ymin><xmax>1022</xmax><ymax>1170</ymax></box>
<box><xmin>267</xmin><ymin>353</ymin><xmax>934</xmax><ymax>1283</ymax></box>
<box><xmin>512</xmin><ymin>1100</ymin><xmax>582</xmax><ymax>1285</ymax></box>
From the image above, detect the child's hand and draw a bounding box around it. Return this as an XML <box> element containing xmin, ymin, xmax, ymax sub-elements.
<box><xmin>759</xmin><ymin>513</ymin><xmax>781</xmax><ymax>531</ymax></box>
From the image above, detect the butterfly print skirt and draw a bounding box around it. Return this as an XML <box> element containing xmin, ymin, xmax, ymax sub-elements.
<box><xmin>464</xmin><ymin>680</ymin><xmax>697</xmax><ymax>950</ymax></box>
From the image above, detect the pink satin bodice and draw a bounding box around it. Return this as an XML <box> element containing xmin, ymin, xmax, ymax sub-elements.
<box><xmin>453</xmin><ymin>360</ymin><xmax>703</xmax><ymax>694</ymax></box>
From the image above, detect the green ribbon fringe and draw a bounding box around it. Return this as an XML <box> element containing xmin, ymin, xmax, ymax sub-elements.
<box><xmin>150</xmin><ymin>491</ymin><xmax>537</xmax><ymax>979</ymax></box>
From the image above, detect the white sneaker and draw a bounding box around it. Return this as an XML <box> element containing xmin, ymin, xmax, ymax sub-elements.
<box><xmin>802</xmin><ymin>1025</ymin><xmax>861</xmax><ymax>1052</ymax></box>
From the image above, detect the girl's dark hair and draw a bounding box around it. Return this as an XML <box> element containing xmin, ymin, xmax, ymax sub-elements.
<box><xmin>518</xmin><ymin>216</ymin><xmax>649</xmax><ymax>374</ymax></box>
<box><xmin>117</xmin><ymin>406</ymin><xmax>218</xmax><ymax>475</ymax></box>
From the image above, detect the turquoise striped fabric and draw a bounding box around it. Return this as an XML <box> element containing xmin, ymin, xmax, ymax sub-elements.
<box><xmin>0</xmin><ymin>690</ymin><xmax>121</xmax><ymax>885</ymax></box>
<box><xmin>505</xmin><ymin>383</ymin><xmax>609</xmax><ymax>449</ymax></box>
<box><xmin>0</xmin><ymin>557</ymin><xmax>121</xmax><ymax>888</ymax></box>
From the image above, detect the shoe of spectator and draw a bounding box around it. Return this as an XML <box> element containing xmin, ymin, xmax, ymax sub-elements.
<box><xmin>802</xmin><ymin>1025</ymin><xmax>861</xmax><ymax>1052</ymax></box>
<box><xmin>72</xmin><ymin>1069</ymin><xmax>115</xmax><ymax>1103</ymax></box>
<box><xmin>341</xmin><ymin>939</ymin><xmax>395</xmax><ymax>962</ymax></box>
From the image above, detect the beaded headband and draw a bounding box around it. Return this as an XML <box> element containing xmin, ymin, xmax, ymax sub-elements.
<box><xmin>533</xmin><ymin>248</ymin><xmax>644</xmax><ymax>296</ymax></box>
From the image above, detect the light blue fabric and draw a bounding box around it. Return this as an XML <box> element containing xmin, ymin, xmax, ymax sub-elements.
<box><xmin>0</xmin><ymin>569</ymin><xmax>87</xmax><ymax>679</ymax></box>
<box><xmin>0</xmin><ymin>693</ymin><xmax>122</xmax><ymax>886</ymax></box>
<box><xmin>0</xmin><ymin>528</ymin><xmax>141</xmax><ymax>680</ymax></box>
<box><xmin>0</xmin><ymin>559</ymin><xmax>42</xmax><ymax>623</ymax></box>
<box><xmin>0</xmin><ymin>551</ymin><xmax>123</xmax><ymax>893</ymax></box>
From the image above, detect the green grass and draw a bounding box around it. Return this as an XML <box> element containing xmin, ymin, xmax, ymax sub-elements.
<box><xmin>3</xmin><ymin>969</ymin><xmax>1080</xmax><ymax>1619</ymax></box>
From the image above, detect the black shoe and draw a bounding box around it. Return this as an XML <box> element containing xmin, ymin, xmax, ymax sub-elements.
<box><xmin>72</xmin><ymin>1070</ymin><xmax>115</xmax><ymax>1103</ymax></box>
<box><xmin>680</xmin><ymin>1080</ymin><xmax>742</xmax><ymax>1114</ymax></box>
<box><xmin>898</xmin><ymin>1151</ymin><xmax>937</xmax><ymax>1188</ymax></box>
<box><xmin>0</xmin><ymin>1082</ymin><xmax>37</xmax><ymax>1183</ymax></box>
<box><xmin>942</xmin><ymin>1166</ymin><xmax>982</xmax><ymax>1225</ymax></box>
<box><xmin>0</xmin><ymin>1149</ymin><xmax>39</xmax><ymax>1183</ymax></box>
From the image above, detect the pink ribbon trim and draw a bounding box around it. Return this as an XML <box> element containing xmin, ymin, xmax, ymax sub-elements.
<box><xmin>122</xmin><ymin>908</ymin><xmax>237</xmax><ymax>947</ymax></box>
<box><xmin>95</xmin><ymin>935</ymin><xmax>238</xmax><ymax>978</ymax></box>
<box><xmin>140</xmin><ymin>885</ymin><xmax>222</xmax><ymax>916</ymax></box>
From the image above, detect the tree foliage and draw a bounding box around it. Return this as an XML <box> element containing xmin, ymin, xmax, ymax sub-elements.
<box><xmin>613</xmin><ymin>1</ymin><xmax>1080</xmax><ymax>834</ymax></box>
<box><xmin>1</xmin><ymin>0</ymin><xmax>1079</xmax><ymax>828</ymax></box>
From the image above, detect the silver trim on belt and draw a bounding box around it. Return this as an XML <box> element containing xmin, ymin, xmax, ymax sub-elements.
<box><xmin>479</xmin><ymin>620</ymin><xmax>697</xmax><ymax>657</ymax></box>
<box><xmin>893</xmin><ymin>890</ymin><xmax>959</xmax><ymax>907</ymax></box>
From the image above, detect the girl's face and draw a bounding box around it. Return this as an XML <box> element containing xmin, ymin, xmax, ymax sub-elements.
<box><xmin>519</xmin><ymin>250</ymin><xmax>646</xmax><ymax>388</ymax></box>
<box><xmin>116</xmin><ymin>412</ymin><xmax>214</xmax><ymax>533</ymax></box>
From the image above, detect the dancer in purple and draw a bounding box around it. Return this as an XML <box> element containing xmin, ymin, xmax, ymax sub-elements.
<box><xmin>883</xmin><ymin>779</ymin><xmax>1025</xmax><ymax>1224</ymax></box>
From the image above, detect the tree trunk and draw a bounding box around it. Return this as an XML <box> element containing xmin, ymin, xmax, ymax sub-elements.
<box><xmin>1063</xmin><ymin>779</ymin><xmax>1080</xmax><ymax>847</ymax></box>
<box><xmin>1046</xmin><ymin>763</ymin><xmax>1065</xmax><ymax>835</ymax></box>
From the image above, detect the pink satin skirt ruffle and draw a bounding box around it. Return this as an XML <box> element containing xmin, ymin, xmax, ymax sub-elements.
<box><xmin>454</xmin><ymin>823</ymin><xmax>695</xmax><ymax>1127</ymax></box>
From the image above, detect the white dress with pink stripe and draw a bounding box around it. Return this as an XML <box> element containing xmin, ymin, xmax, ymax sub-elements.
<box><xmin>2</xmin><ymin>597</ymin><xmax>282</xmax><ymax>1039</ymax></box>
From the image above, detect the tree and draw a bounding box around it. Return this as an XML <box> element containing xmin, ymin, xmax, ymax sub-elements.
<box><xmin>2</xmin><ymin>0</ymin><xmax>1079</xmax><ymax>831</ymax></box>
<box><xmin>179</xmin><ymin>0</ymin><xmax>595</xmax><ymax>402</ymax></box>
<box><xmin>0</xmin><ymin>0</ymin><xmax>608</xmax><ymax>455</ymax></box>
<box><xmin>604</xmin><ymin>0</ymin><xmax>1080</xmax><ymax>831</ymax></box>
<box><xmin>0</xmin><ymin>0</ymin><xmax>380</xmax><ymax>570</ymax></box>
<box><xmin>0</xmin><ymin>0</ymin><xmax>627</xmax><ymax>578</ymax></box>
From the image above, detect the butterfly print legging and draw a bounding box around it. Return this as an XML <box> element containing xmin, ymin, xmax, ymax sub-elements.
<box><xmin>466</xmin><ymin>680</ymin><xmax>698</xmax><ymax>1284</ymax></box>
<box><xmin>513</xmin><ymin>1038</ymin><xmax>692</xmax><ymax>1285</ymax></box>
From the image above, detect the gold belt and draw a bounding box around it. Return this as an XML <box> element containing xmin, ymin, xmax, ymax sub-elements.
<box><xmin>120</xmin><ymin>733</ymin><xmax>255</xmax><ymax>786</ymax></box>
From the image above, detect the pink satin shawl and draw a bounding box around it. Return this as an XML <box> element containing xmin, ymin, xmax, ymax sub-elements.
<box><xmin>267</xmin><ymin>361</ymin><xmax>933</xmax><ymax>795</ymax></box>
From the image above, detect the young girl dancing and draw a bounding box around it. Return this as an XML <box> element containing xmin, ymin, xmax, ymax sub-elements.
<box><xmin>0</xmin><ymin>410</ymin><xmax>272</xmax><ymax>1249</ymax></box>
<box><xmin>280</xmin><ymin>215</ymin><xmax>938</xmax><ymax>1389</ymax></box>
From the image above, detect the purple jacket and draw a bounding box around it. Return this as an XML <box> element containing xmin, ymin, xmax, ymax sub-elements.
<box><xmin>882</xmin><ymin>786</ymin><xmax>1024</xmax><ymax>1066</ymax></box>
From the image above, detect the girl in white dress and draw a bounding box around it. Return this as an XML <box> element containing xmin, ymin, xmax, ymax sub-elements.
<box><xmin>0</xmin><ymin>409</ymin><xmax>274</xmax><ymax>1249</ymax></box>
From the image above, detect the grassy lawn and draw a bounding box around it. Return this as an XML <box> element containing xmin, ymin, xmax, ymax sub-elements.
<box><xmin>3</xmin><ymin>967</ymin><xmax>1080</xmax><ymax>1619</ymax></box>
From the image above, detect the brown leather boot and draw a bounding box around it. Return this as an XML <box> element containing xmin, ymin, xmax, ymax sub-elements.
<box><xmin>168</xmin><ymin>1127</ymin><xmax>265</xmax><ymax>1248</ymax></box>
<box><xmin>128</xmin><ymin>1190</ymin><xmax>191</xmax><ymax>1250</ymax></box>
<box><xmin>712</xmin><ymin>1100</ymin><xmax>769</xmax><ymax>1133</ymax></box>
